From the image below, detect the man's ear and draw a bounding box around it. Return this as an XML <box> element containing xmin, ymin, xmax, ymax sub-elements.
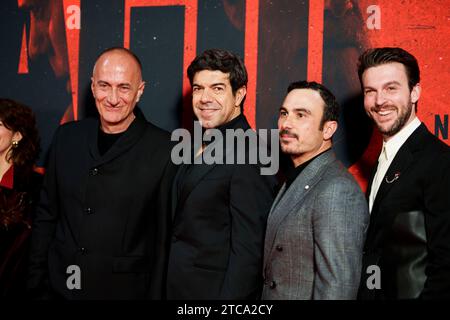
<box><xmin>91</xmin><ymin>77</ymin><xmax>95</xmax><ymax>98</ymax></box>
<box><xmin>234</xmin><ymin>86</ymin><xmax>247</xmax><ymax>107</ymax></box>
<box><xmin>411</xmin><ymin>83</ymin><xmax>421</xmax><ymax>104</ymax></box>
<box><xmin>322</xmin><ymin>121</ymin><xmax>338</xmax><ymax>141</ymax></box>
<box><xmin>136</xmin><ymin>81</ymin><xmax>146</xmax><ymax>102</ymax></box>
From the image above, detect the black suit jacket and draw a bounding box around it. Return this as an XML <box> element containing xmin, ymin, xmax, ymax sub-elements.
<box><xmin>166</xmin><ymin>115</ymin><xmax>277</xmax><ymax>299</ymax></box>
<box><xmin>358</xmin><ymin>123</ymin><xmax>450</xmax><ymax>299</ymax></box>
<box><xmin>28</xmin><ymin>108</ymin><xmax>177</xmax><ymax>299</ymax></box>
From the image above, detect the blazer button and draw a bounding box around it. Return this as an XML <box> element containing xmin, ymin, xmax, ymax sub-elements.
<box><xmin>90</xmin><ymin>168</ymin><xmax>99</xmax><ymax>176</ymax></box>
<box><xmin>79</xmin><ymin>247</ymin><xmax>87</xmax><ymax>254</ymax></box>
<box><xmin>276</xmin><ymin>245</ymin><xmax>283</xmax><ymax>252</ymax></box>
<box><xmin>85</xmin><ymin>207</ymin><xmax>93</xmax><ymax>214</ymax></box>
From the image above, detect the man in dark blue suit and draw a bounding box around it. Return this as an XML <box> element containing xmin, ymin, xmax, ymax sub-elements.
<box><xmin>357</xmin><ymin>47</ymin><xmax>450</xmax><ymax>299</ymax></box>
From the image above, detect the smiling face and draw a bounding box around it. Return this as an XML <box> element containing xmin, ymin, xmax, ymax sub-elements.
<box><xmin>362</xmin><ymin>62</ymin><xmax>420</xmax><ymax>141</ymax></box>
<box><xmin>191</xmin><ymin>70</ymin><xmax>246</xmax><ymax>129</ymax></box>
<box><xmin>91</xmin><ymin>50</ymin><xmax>145</xmax><ymax>133</ymax></box>
<box><xmin>278</xmin><ymin>88</ymin><xmax>337</xmax><ymax>167</ymax></box>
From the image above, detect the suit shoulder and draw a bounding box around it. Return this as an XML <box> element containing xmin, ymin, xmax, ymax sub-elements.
<box><xmin>430</xmin><ymin>136</ymin><xmax>450</xmax><ymax>155</ymax></box>
<box><xmin>320</xmin><ymin>160</ymin><xmax>363</xmax><ymax>193</ymax></box>
<box><xmin>50</xmin><ymin>119</ymin><xmax>96</xmax><ymax>146</ymax></box>
<box><xmin>230</xmin><ymin>161</ymin><xmax>278</xmax><ymax>189</ymax></box>
<box><xmin>416</xmin><ymin>125</ymin><xmax>449</xmax><ymax>151</ymax></box>
<box><xmin>141</xmin><ymin>121</ymin><xmax>175</xmax><ymax>155</ymax></box>
<box><xmin>314</xmin><ymin>162</ymin><xmax>368</xmax><ymax>216</ymax></box>
<box><xmin>57</xmin><ymin>118</ymin><xmax>96</xmax><ymax>135</ymax></box>
<box><xmin>144</xmin><ymin>121</ymin><xmax>172</xmax><ymax>138</ymax></box>
<box><xmin>414</xmin><ymin>130</ymin><xmax>450</xmax><ymax>170</ymax></box>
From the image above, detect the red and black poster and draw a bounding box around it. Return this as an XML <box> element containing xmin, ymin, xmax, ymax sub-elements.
<box><xmin>1</xmin><ymin>0</ymin><xmax>449</xmax><ymax>190</ymax></box>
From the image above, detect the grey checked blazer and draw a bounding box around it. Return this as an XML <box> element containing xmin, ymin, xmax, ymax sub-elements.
<box><xmin>262</xmin><ymin>150</ymin><xmax>368</xmax><ymax>300</ymax></box>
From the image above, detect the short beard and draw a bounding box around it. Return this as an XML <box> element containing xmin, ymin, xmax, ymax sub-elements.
<box><xmin>280</xmin><ymin>144</ymin><xmax>297</xmax><ymax>156</ymax></box>
<box><xmin>378</xmin><ymin>102</ymin><xmax>413</xmax><ymax>138</ymax></box>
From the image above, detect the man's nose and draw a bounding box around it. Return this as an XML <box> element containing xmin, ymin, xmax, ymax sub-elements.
<box><xmin>375</xmin><ymin>91</ymin><xmax>388</xmax><ymax>107</ymax></box>
<box><xmin>278</xmin><ymin>116</ymin><xmax>292</xmax><ymax>130</ymax></box>
<box><xmin>107</xmin><ymin>88</ymin><xmax>119</xmax><ymax>105</ymax></box>
<box><xmin>200</xmin><ymin>89</ymin><xmax>213</xmax><ymax>103</ymax></box>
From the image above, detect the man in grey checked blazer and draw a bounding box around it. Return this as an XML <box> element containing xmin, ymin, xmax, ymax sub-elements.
<box><xmin>262</xmin><ymin>81</ymin><xmax>369</xmax><ymax>300</ymax></box>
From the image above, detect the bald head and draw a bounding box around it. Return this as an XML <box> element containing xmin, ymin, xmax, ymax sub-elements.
<box><xmin>93</xmin><ymin>47</ymin><xmax>143</xmax><ymax>80</ymax></box>
<box><xmin>91</xmin><ymin>47</ymin><xmax>146</xmax><ymax>133</ymax></box>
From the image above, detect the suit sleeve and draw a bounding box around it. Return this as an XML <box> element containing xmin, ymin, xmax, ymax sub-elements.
<box><xmin>312</xmin><ymin>177</ymin><xmax>369</xmax><ymax>299</ymax></box>
<box><xmin>27</xmin><ymin>127</ymin><xmax>61</xmax><ymax>299</ymax></box>
<box><xmin>421</xmin><ymin>151</ymin><xmax>450</xmax><ymax>299</ymax></box>
<box><xmin>219</xmin><ymin>165</ymin><xmax>276</xmax><ymax>299</ymax></box>
<box><xmin>148</xmin><ymin>158</ymin><xmax>178</xmax><ymax>299</ymax></box>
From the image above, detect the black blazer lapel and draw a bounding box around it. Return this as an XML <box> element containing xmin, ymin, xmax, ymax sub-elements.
<box><xmin>171</xmin><ymin>160</ymin><xmax>217</xmax><ymax>221</ymax></box>
<box><xmin>87</xmin><ymin>118</ymin><xmax>101</xmax><ymax>160</ymax></box>
<box><xmin>173</xmin><ymin>163</ymin><xmax>217</xmax><ymax>223</ymax></box>
<box><xmin>172</xmin><ymin>114</ymin><xmax>252</xmax><ymax>223</ymax></box>
<box><xmin>264</xmin><ymin>150</ymin><xmax>335</xmax><ymax>253</ymax></box>
<box><xmin>366</xmin><ymin>160</ymin><xmax>378</xmax><ymax>200</ymax></box>
<box><xmin>369</xmin><ymin>124</ymin><xmax>428</xmax><ymax>227</ymax></box>
<box><xmin>371</xmin><ymin>148</ymin><xmax>413</xmax><ymax>216</ymax></box>
<box><xmin>88</xmin><ymin>108</ymin><xmax>148</xmax><ymax>166</ymax></box>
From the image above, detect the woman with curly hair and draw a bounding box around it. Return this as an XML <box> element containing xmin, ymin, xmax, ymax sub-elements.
<box><xmin>0</xmin><ymin>98</ymin><xmax>41</xmax><ymax>298</ymax></box>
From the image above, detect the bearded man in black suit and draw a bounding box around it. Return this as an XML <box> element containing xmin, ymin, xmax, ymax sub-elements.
<box><xmin>357</xmin><ymin>47</ymin><xmax>450</xmax><ymax>299</ymax></box>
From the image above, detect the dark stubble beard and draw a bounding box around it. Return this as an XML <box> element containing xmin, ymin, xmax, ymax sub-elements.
<box><xmin>378</xmin><ymin>101</ymin><xmax>413</xmax><ymax>138</ymax></box>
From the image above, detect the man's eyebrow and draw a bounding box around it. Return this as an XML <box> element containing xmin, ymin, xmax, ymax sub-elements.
<box><xmin>96</xmin><ymin>80</ymin><xmax>132</xmax><ymax>86</ymax></box>
<box><xmin>364</xmin><ymin>81</ymin><xmax>401</xmax><ymax>90</ymax></box>
<box><xmin>383</xmin><ymin>81</ymin><xmax>401</xmax><ymax>87</ymax></box>
<box><xmin>279</xmin><ymin>107</ymin><xmax>311</xmax><ymax>114</ymax></box>
<box><xmin>193</xmin><ymin>82</ymin><xmax>226</xmax><ymax>87</ymax></box>
<box><xmin>292</xmin><ymin>107</ymin><xmax>311</xmax><ymax>114</ymax></box>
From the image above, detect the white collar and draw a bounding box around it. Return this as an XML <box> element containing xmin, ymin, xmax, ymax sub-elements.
<box><xmin>382</xmin><ymin>117</ymin><xmax>421</xmax><ymax>161</ymax></box>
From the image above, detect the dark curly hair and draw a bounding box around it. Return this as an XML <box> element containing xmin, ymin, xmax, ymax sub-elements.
<box><xmin>0</xmin><ymin>99</ymin><xmax>40</xmax><ymax>173</ymax></box>
<box><xmin>187</xmin><ymin>49</ymin><xmax>248</xmax><ymax>108</ymax></box>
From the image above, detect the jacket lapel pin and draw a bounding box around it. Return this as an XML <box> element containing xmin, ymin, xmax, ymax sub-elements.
<box><xmin>385</xmin><ymin>171</ymin><xmax>400</xmax><ymax>184</ymax></box>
